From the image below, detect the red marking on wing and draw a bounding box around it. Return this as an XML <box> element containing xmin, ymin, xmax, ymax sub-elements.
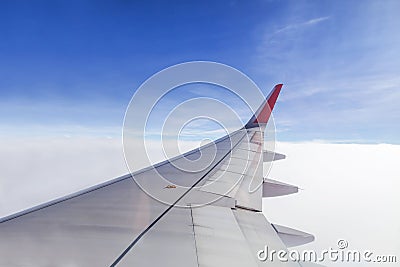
<box><xmin>253</xmin><ymin>84</ymin><xmax>282</xmax><ymax>124</ymax></box>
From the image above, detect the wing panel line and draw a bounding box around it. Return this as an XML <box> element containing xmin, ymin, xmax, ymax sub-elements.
<box><xmin>109</xmin><ymin>131</ymin><xmax>247</xmax><ymax>267</ymax></box>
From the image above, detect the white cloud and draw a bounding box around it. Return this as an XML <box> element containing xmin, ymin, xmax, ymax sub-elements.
<box><xmin>0</xmin><ymin>137</ymin><xmax>200</xmax><ymax>217</ymax></box>
<box><xmin>0</xmin><ymin>138</ymin><xmax>398</xmax><ymax>266</ymax></box>
<box><xmin>265</xmin><ymin>142</ymin><xmax>400</xmax><ymax>266</ymax></box>
<box><xmin>274</xmin><ymin>16</ymin><xmax>331</xmax><ymax>35</ymax></box>
<box><xmin>252</xmin><ymin>2</ymin><xmax>400</xmax><ymax>143</ymax></box>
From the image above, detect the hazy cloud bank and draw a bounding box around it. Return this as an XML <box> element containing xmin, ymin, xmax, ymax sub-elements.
<box><xmin>0</xmin><ymin>138</ymin><xmax>398</xmax><ymax>266</ymax></box>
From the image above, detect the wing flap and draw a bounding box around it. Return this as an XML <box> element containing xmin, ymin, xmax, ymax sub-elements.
<box><xmin>263</xmin><ymin>150</ymin><xmax>286</xmax><ymax>162</ymax></box>
<box><xmin>192</xmin><ymin>205</ymin><xmax>259</xmax><ymax>267</ymax></box>
<box><xmin>272</xmin><ymin>224</ymin><xmax>315</xmax><ymax>247</ymax></box>
<box><xmin>234</xmin><ymin>209</ymin><xmax>300</xmax><ymax>266</ymax></box>
<box><xmin>262</xmin><ymin>178</ymin><xmax>299</xmax><ymax>197</ymax></box>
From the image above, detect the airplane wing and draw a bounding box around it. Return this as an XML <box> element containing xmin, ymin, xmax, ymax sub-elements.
<box><xmin>0</xmin><ymin>84</ymin><xmax>316</xmax><ymax>266</ymax></box>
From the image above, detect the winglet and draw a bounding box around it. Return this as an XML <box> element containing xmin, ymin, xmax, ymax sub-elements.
<box><xmin>245</xmin><ymin>84</ymin><xmax>283</xmax><ymax>128</ymax></box>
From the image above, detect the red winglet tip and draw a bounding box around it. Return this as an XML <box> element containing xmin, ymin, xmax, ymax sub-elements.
<box><xmin>253</xmin><ymin>84</ymin><xmax>283</xmax><ymax>124</ymax></box>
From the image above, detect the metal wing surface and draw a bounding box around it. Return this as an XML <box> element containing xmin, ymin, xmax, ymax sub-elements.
<box><xmin>0</xmin><ymin>84</ymin><xmax>313</xmax><ymax>266</ymax></box>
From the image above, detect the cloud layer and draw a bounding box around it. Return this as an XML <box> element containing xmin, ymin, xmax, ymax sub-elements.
<box><xmin>0</xmin><ymin>137</ymin><xmax>398</xmax><ymax>266</ymax></box>
<box><xmin>265</xmin><ymin>142</ymin><xmax>400</xmax><ymax>266</ymax></box>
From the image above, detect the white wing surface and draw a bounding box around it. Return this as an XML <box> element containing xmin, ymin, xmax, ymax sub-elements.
<box><xmin>0</xmin><ymin>84</ymin><xmax>317</xmax><ymax>266</ymax></box>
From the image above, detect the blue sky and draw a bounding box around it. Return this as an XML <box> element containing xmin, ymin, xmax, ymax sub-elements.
<box><xmin>0</xmin><ymin>0</ymin><xmax>399</xmax><ymax>143</ymax></box>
